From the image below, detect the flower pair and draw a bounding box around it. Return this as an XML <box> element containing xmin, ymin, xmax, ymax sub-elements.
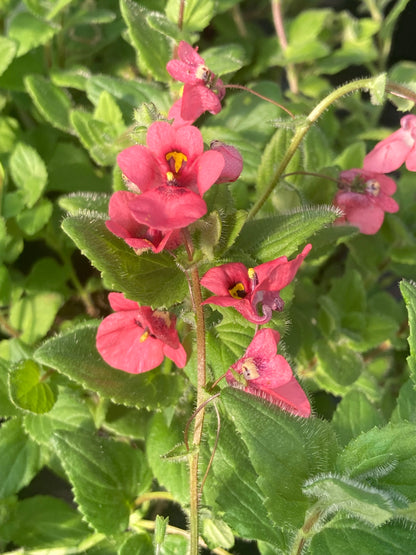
<box><xmin>333</xmin><ymin>115</ymin><xmax>416</xmax><ymax>235</ymax></box>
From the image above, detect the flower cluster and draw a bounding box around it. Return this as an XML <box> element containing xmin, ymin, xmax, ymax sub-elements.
<box><xmin>95</xmin><ymin>40</ymin><xmax>311</xmax><ymax>416</ymax></box>
<box><xmin>333</xmin><ymin>115</ymin><xmax>416</xmax><ymax>234</ymax></box>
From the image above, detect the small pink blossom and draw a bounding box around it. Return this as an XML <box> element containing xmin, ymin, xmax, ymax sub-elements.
<box><xmin>209</xmin><ymin>141</ymin><xmax>243</xmax><ymax>183</ymax></box>
<box><xmin>201</xmin><ymin>244</ymin><xmax>312</xmax><ymax>324</ymax></box>
<box><xmin>167</xmin><ymin>41</ymin><xmax>225</xmax><ymax>124</ymax></box>
<box><xmin>96</xmin><ymin>293</ymin><xmax>187</xmax><ymax>374</ymax></box>
<box><xmin>117</xmin><ymin>121</ymin><xmax>242</xmax><ymax>230</ymax></box>
<box><xmin>106</xmin><ymin>191</ymin><xmax>182</xmax><ymax>253</ymax></box>
<box><xmin>334</xmin><ymin>168</ymin><xmax>399</xmax><ymax>235</ymax></box>
<box><xmin>363</xmin><ymin>114</ymin><xmax>416</xmax><ymax>173</ymax></box>
<box><xmin>226</xmin><ymin>328</ymin><xmax>311</xmax><ymax>417</ymax></box>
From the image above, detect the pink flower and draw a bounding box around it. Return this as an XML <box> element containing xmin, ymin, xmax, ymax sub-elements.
<box><xmin>209</xmin><ymin>141</ymin><xmax>243</xmax><ymax>184</ymax></box>
<box><xmin>363</xmin><ymin>114</ymin><xmax>416</xmax><ymax>173</ymax></box>
<box><xmin>167</xmin><ymin>41</ymin><xmax>225</xmax><ymax>124</ymax></box>
<box><xmin>96</xmin><ymin>293</ymin><xmax>187</xmax><ymax>374</ymax></box>
<box><xmin>117</xmin><ymin>121</ymin><xmax>242</xmax><ymax>230</ymax></box>
<box><xmin>201</xmin><ymin>244</ymin><xmax>312</xmax><ymax>324</ymax></box>
<box><xmin>106</xmin><ymin>191</ymin><xmax>182</xmax><ymax>253</ymax></box>
<box><xmin>334</xmin><ymin>168</ymin><xmax>399</xmax><ymax>235</ymax></box>
<box><xmin>226</xmin><ymin>328</ymin><xmax>311</xmax><ymax>417</ymax></box>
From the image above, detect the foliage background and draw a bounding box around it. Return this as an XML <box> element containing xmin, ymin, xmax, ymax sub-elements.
<box><xmin>1</xmin><ymin>0</ymin><xmax>416</xmax><ymax>553</ymax></box>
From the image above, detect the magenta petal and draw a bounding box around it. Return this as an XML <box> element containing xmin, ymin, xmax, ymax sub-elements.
<box><xmin>117</xmin><ymin>145</ymin><xmax>162</xmax><ymax>192</ymax></box>
<box><xmin>178</xmin><ymin>40</ymin><xmax>204</xmax><ymax>66</ymax></box>
<box><xmin>176</xmin><ymin>125</ymin><xmax>204</xmax><ymax>159</ymax></box>
<box><xmin>363</xmin><ymin>128</ymin><xmax>413</xmax><ymax>173</ymax></box>
<box><xmin>197</xmin><ymin>150</ymin><xmax>224</xmax><ymax>195</ymax></box>
<box><xmin>201</xmin><ymin>263</ymin><xmax>250</xmax><ymax>296</ymax></box>
<box><xmin>108</xmin><ymin>292</ymin><xmax>138</xmax><ymax>312</ymax></box>
<box><xmin>256</xmin><ymin>244</ymin><xmax>312</xmax><ymax>292</ymax></box>
<box><xmin>130</xmin><ymin>187</ymin><xmax>207</xmax><ymax>230</ymax></box>
<box><xmin>245</xmin><ymin>328</ymin><xmax>280</xmax><ymax>360</ymax></box>
<box><xmin>168</xmin><ymin>98</ymin><xmax>197</xmax><ymax>127</ymax></box>
<box><xmin>146</xmin><ymin>121</ymin><xmax>176</xmax><ymax>156</ymax></box>
<box><xmin>376</xmin><ymin>194</ymin><xmax>399</xmax><ymax>213</ymax></box>
<box><xmin>96</xmin><ymin>312</ymin><xmax>164</xmax><ymax>373</ymax></box>
<box><xmin>336</xmin><ymin>192</ymin><xmax>385</xmax><ymax>234</ymax></box>
<box><xmin>181</xmin><ymin>84</ymin><xmax>222</xmax><ymax>121</ymax></box>
<box><xmin>250</xmin><ymin>376</ymin><xmax>311</xmax><ymax>417</ymax></box>
<box><xmin>405</xmin><ymin>146</ymin><xmax>416</xmax><ymax>171</ymax></box>
<box><xmin>166</xmin><ymin>60</ymin><xmax>201</xmax><ymax>85</ymax></box>
<box><xmin>163</xmin><ymin>343</ymin><xmax>187</xmax><ymax>368</ymax></box>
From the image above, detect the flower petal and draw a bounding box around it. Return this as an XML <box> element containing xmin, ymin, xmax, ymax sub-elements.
<box><xmin>197</xmin><ymin>150</ymin><xmax>224</xmax><ymax>195</ymax></box>
<box><xmin>210</xmin><ymin>141</ymin><xmax>243</xmax><ymax>183</ymax></box>
<box><xmin>249</xmin><ymin>376</ymin><xmax>311</xmax><ymax>417</ymax></box>
<box><xmin>130</xmin><ymin>187</ymin><xmax>207</xmax><ymax>230</ymax></box>
<box><xmin>201</xmin><ymin>263</ymin><xmax>250</xmax><ymax>296</ymax></box>
<box><xmin>117</xmin><ymin>145</ymin><xmax>162</xmax><ymax>192</ymax></box>
<box><xmin>363</xmin><ymin>128</ymin><xmax>413</xmax><ymax>173</ymax></box>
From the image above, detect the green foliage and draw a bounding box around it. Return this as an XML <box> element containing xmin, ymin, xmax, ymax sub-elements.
<box><xmin>34</xmin><ymin>322</ymin><xmax>186</xmax><ymax>410</ymax></box>
<box><xmin>1</xmin><ymin>0</ymin><xmax>415</xmax><ymax>552</ymax></box>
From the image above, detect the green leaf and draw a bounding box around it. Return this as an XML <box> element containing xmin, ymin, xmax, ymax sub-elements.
<box><xmin>8</xmin><ymin>359</ymin><xmax>56</xmax><ymax>414</ymax></box>
<box><xmin>16</xmin><ymin>198</ymin><xmax>53</xmax><ymax>235</ymax></box>
<box><xmin>0</xmin><ymin>358</ymin><xmax>20</xmax><ymax>418</ymax></box>
<box><xmin>204</xmin><ymin>413</ymin><xmax>289</xmax><ymax>547</ymax></box>
<box><xmin>388</xmin><ymin>61</ymin><xmax>416</xmax><ymax>111</ymax></box>
<box><xmin>256</xmin><ymin>127</ymin><xmax>302</xmax><ymax>195</ymax></box>
<box><xmin>25</xmin><ymin>257</ymin><xmax>69</xmax><ymax>294</ymax></box>
<box><xmin>400</xmin><ymin>280</ymin><xmax>416</xmax><ymax>379</ymax></box>
<box><xmin>52</xmin><ymin>429</ymin><xmax>152</xmax><ymax>534</ymax></box>
<box><xmin>62</xmin><ymin>214</ymin><xmax>188</xmax><ymax>307</ymax></box>
<box><xmin>337</xmin><ymin>422</ymin><xmax>416</xmax><ymax>500</ymax></box>
<box><xmin>34</xmin><ymin>322</ymin><xmax>186</xmax><ymax>410</ymax></box>
<box><xmin>120</xmin><ymin>0</ymin><xmax>170</xmax><ymax>82</ymax></box>
<box><xmin>59</xmin><ymin>192</ymin><xmax>111</xmax><ymax>216</ymax></box>
<box><xmin>8</xmin><ymin>11</ymin><xmax>56</xmax><ymax>56</ymax></box>
<box><xmin>10</xmin><ymin>291</ymin><xmax>63</xmax><ymax>345</ymax></box>
<box><xmin>9</xmin><ymin>143</ymin><xmax>47</xmax><ymax>208</ymax></box>
<box><xmin>206</xmin><ymin>311</ymin><xmax>255</xmax><ymax>380</ymax></box>
<box><xmin>231</xmin><ymin>206</ymin><xmax>339</xmax><ymax>263</ymax></box>
<box><xmin>70</xmin><ymin>109</ymin><xmax>120</xmax><ymax>166</ymax></box>
<box><xmin>0</xmin><ymin>36</ymin><xmax>17</xmax><ymax>76</ymax></box>
<box><xmin>332</xmin><ymin>390</ymin><xmax>385</xmax><ymax>448</ymax></box>
<box><xmin>1</xmin><ymin>495</ymin><xmax>91</xmax><ymax>548</ymax></box>
<box><xmin>315</xmin><ymin>339</ymin><xmax>363</xmax><ymax>393</ymax></box>
<box><xmin>166</xmin><ymin>0</ymin><xmax>214</xmax><ymax>31</ymax></box>
<box><xmin>203</xmin><ymin>44</ymin><xmax>248</xmax><ymax>76</ymax></box>
<box><xmin>0</xmin><ymin>418</ymin><xmax>41</xmax><ymax>498</ymax></box>
<box><xmin>24</xmin><ymin>388</ymin><xmax>95</xmax><ymax>445</ymax></box>
<box><xmin>310</xmin><ymin>518</ymin><xmax>416</xmax><ymax>555</ymax></box>
<box><xmin>103</xmin><ymin>403</ymin><xmax>149</xmax><ymax>440</ymax></box>
<box><xmin>391</xmin><ymin>379</ymin><xmax>416</xmax><ymax>423</ymax></box>
<box><xmin>220</xmin><ymin>388</ymin><xmax>338</xmax><ymax>528</ymax></box>
<box><xmin>25</xmin><ymin>74</ymin><xmax>72</xmax><ymax>132</ymax></box>
<box><xmin>118</xmin><ymin>532</ymin><xmax>154</xmax><ymax>555</ymax></box>
<box><xmin>146</xmin><ymin>413</ymin><xmax>189</xmax><ymax>505</ymax></box>
<box><xmin>94</xmin><ymin>91</ymin><xmax>125</xmax><ymax>129</ymax></box>
<box><xmin>304</xmin><ymin>474</ymin><xmax>396</xmax><ymax>527</ymax></box>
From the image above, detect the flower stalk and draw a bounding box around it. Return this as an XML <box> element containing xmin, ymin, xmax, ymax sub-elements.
<box><xmin>247</xmin><ymin>77</ymin><xmax>416</xmax><ymax>220</ymax></box>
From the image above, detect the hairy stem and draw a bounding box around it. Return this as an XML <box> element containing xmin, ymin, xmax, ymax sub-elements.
<box><xmin>187</xmin><ymin>257</ymin><xmax>207</xmax><ymax>554</ymax></box>
<box><xmin>247</xmin><ymin>76</ymin><xmax>404</xmax><ymax>220</ymax></box>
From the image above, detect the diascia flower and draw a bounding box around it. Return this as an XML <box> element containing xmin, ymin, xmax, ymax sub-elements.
<box><xmin>166</xmin><ymin>41</ymin><xmax>225</xmax><ymax>124</ymax></box>
<box><xmin>96</xmin><ymin>293</ymin><xmax>187</xmax><ymax>374</ymax></box>
<box><xmin>117</xmin><ymin>121</ymin><xmax>242</xmax><ymax>231</ymax></box>
<box><xmin>334</xmin><ymin>168</ymin><xmax>399</xmax><ymax>235</ymax></box>
<box><xmin>201</xmin><ymin>244</ymin><xmax>311</xmax><ymax>324</ymax></box>
<box><xmin>106</xmin><ymin>190</ymin><xmax>182</xmax><ymax>253</ymax></box>
<box><xmin>363</xmin><ymin>114</ymin><xmax>416</xmax><ymax>173</ymax></box>
<box><xmin>226</xmin><ymin>328</ymin><xmax>311</xmax><ymax>417</ymax></box>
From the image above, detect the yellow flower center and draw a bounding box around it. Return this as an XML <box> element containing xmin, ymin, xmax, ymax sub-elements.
<box><xmin>228</xmin><ymin>282</ymin><xmax>246</xmax><ymax>299</ymax></box>
<box><xmin>139</xmin><ymin>330</ymin><xmax>149</xmax><ymax>343</ymax></box>
<box><xmin>166</xmin><ymin>151</ymin><xmax>187</xmax><ymax>174</ymax></box>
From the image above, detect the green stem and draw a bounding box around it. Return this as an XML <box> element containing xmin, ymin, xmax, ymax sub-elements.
<box><xmin>247</xmin><ymin>76</ymin><xmax>412</xmax><ymax>221</ymax></box>
<box><xmin>290</xmin><ymin>505</ymin><xmax>323</xmax><ymax>555</ymax></box>
<box><xmin>187</xmin><ymin>263</ymin><xmax>207</xmax><ymax>555</ymax></box>
<box><xmin>135</xmin><ymin>519</ymin><xmax>232</xmax><ymax>555</ymax></box>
